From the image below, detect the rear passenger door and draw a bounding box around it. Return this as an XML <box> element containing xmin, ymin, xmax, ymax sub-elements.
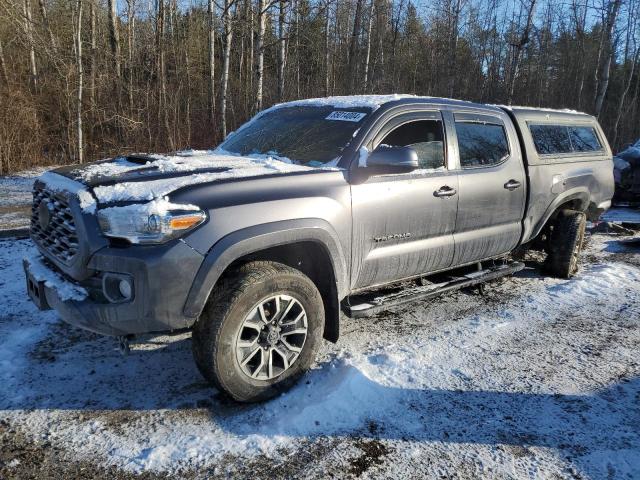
<box><xmin>449</xmin><ymin>111</ymin><xmax>526</xmax><ymax>266</ymax></box>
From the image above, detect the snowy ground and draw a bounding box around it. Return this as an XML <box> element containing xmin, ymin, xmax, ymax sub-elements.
<box><xmin>1</xmin><ymin>215</ymin><xmax>639</xmax><ymax>479</ymax></box>
<box><xmin>0</xmin><ymin>168</ymin><xmax>51</xmax><ymax>231</ymax></box>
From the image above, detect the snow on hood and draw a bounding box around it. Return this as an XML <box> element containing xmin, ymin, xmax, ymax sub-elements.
<box><xmin>39</xmin><ymin>150</ymin><xmax>339</xmax><ymax>212</ymax></box>
<box><xmin>89</xmin><ymin>151</ymin><xmax>318</xmax><ymax>204</ymax></box>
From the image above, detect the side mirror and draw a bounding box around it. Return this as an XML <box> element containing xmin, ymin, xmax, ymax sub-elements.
<box><xmin>366</xmin><ymin>145</ymin><xmax>419</xmax><ymax>174</ymax></box>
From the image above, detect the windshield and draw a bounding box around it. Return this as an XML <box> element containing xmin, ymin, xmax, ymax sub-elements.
<box><xmin>218</xmin><ymin>105</ymin><xmax>371</xmax><ymax>167</ymax></box>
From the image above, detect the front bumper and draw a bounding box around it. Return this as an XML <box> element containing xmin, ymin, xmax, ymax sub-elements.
<box><xmin>24</xmin><ymin>240</ymin><xmax>205</xmax><ymax>336</ymax></box>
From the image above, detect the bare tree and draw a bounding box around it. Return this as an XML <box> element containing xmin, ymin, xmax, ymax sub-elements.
<box><xmin>254</xmin><ymin>0</ymin><xmax>268</xmax><ymax>112</ymax></box>
<box><xmin>108</xmin><ymin>0</ymin><xmax>122</xmax><ymax>79</ymax></box>
<box><xmin>37</xmin><ymin>0</ymin><xmax>57</xmax><ymax>52</ymax></box>
<box><xmin>208</xmin><ymin>0</ymin><xmax>216</xmax><ymax>125</ymax></box>
<box><xmin>571</xmin><ymin>0</ymin><xmax>589</xmax><ymax>109</ymax></box>
<box><xmin>445</xmin><ymin>0</ymin><xmax>465</xmax><ymax>97</ymax></box>
<box><xmin>74</xmin><ymin>0</ymin><xmax>84</xmax><ymax>162</ymax></box>
<box><xmin>277</xmin><ymin>0</ymin><xmax>287</xmax><ymax>101</ymax></box>
<box><xmin>126</xmin><ymin>0</ymin><xmax>136</xmax><ymax>114</ymax></box>
<box><xmin>0</xmin><ymin>38</ymin><xmax>8</xmax><ymax>86</ymax></box>
<box><xmin>221</xmin><ymin>0</ymin><xmax>236</xmax><ymax>138</ymax></box>
<box><xmin>22</xmin><ymin>0</ymin><xmax>38</xmax><ymax>89</ymax></box>
<box><xmin>157</xmin><ymin>0</ymin><xmax>174</xmax><ymax>149</ymax></box>
<box><xmin>507</xmin><ymin>0</ymin><xmax>537</xmax><ymax>104</ymax></box>
<box><xmin>612</xmin><ymin>4</ymin><xmax>639</xmax><ymax>144</ymax></box>
<box><xmin>363</xmin><ymin>0</ymin><xmax>374</xmax><ymax>93</ymax></box>
<box><xmin>347</xmin><ymin>0</ymin><xmax>364</xmax><ymax>92</ymax></box>
<box><xmin>3</xmin><ymin>0</ymin><xmax>640</xmax><ymax>172</ymax></box>
<box><xmin>324</xmin><ymin>0</ymin><xmax>331</xmax><ymax>95</ymax></box>
<box><xmin>594</xmin><ymin>0</ymin><xmax>622</xmax><ymax>117</ymax></box>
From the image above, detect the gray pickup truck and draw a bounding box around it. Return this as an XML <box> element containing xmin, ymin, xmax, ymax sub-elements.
<box><xmin>24</xmin><ymin>95</ymin><xmax>614</xmax><ymax>401</ymax></box>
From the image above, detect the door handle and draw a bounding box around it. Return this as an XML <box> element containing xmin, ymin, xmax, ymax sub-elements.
<box><xmin>434</xmin><ymin>186</ymin><xmax>457</xmax><ymax>198</ymax></box>
<box><xmin>504</xmin><ymin>179</ymin><xmax>521</xmax><ymax>191</ymax></box>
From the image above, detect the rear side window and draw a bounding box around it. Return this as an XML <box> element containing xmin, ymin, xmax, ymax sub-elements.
<box><xmin>569</xmin><ymin>126</ymin><xmax>602</xmax><ymax>152</ymax></box>
<box><xmin>529</xmin><ymin>124</ymin><xmax>602</xmax><ymax>154</ymax></box>
<box><xmin>529</xmin><ymin>125</ymin><xmax>572</xmax><ymax>154</ymax></box>
<box><xmin>455</xmin><ymin>122</ymin><xmax>510</xmax><ymax>168</ymax></box>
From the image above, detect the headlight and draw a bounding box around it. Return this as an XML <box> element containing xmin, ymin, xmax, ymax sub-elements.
<box><xmin>97</xmin><ymin>198</ymin><xmax>206</xmax><ymax>244</ymax></box>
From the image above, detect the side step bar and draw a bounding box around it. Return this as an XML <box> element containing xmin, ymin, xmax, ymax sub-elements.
<box><xmin>343</xmin><ymin>261</ymin><xmax>525</xmax><ymax>318</ymax></box>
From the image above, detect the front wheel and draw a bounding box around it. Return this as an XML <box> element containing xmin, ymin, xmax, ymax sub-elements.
<box><xmin>545</xmin><ymin>209</ymin><xmax>587</xmax><ymax>279</ymax></box>
<box><xmin>192</xmin><ymin>261</ymin><xmax>325</xmax><ymax>402</ymax></box>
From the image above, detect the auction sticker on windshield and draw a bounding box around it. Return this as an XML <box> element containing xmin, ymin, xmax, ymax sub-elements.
<box><xmin>325</xmin><ymin>111</ymin><xmax>367</xmax><ymax>122</ymax></box>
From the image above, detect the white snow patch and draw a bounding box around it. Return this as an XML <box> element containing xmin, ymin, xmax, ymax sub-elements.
<box><xmin>98</xmin><ymin>197</ymin><xmax>199</xmax><ymax>217</ymax></box>
<box><xmin>358</xmin><ymin>146</ymin><xmax>369</xmax><ymax>167</ymax></box>
<box><xmin>38</xmin><ymin>171</ymin><xmax>98</xmax><ymax>214</ymax></box>
<box><xmin>89</xmin><ymin>151</ymin><xmax>333</xmax><ymax>203</ymax></box>
<box><xmin>24</xmin><ymin>254</ymin><xmax>87</xmax><ymax>301</ymax></box>
<box><xmin>497</xmin><ymin>104</ymin><xmax>585</xmax><ymax>115</ymax></box>
<box><xmin>77</xmin><ymin>190</ymin><xmax>96</xmax><ymax>214</ymax></box>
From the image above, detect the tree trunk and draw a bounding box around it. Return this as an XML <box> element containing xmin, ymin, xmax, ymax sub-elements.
<box><xmin>37</xmin><ymin>0</ymin><xmax>57</xmax><ymax>52</ymax></box>
<box><xmin>23</xmin><ymin>0</ymin><xmax>38</xmax><ymax>89</ymax></box>
<box><xmin>362</xmin><ymin>0</ymin><xmax>374</xmax><ymax>93</ymax></box>
<box><xmin>294</xmin><ymin>0</ymin><xmax>300</xmax><ymax>97</ymax></box>
<box><xmin>107</xmin><ymin>0</ymin><xmax>122</xmax><ymax>79</ymax></box>
<box><xmin>612</xmin><ymin>52</ymin><xmax>639</xmax><ymax>146</ymax></box>
<box><xmin>208</xmin><ymin>0</ymin><xmax>216</xmax><ymax>126</ymax></box>
<box><xmin>347</xmin><ymin>0</ymin><xmax>364</xmax><ymax>92</ymax></box>
<box><xmin>126</xmin><ymin>0</ymin><xmax>136</xmax><ymax>115</ymax></box>
<box><xmin>447</xmin><ymin>0</ymin><xmax>463</xmax><ymax>97</ymax></box>
<box><xmin>0</xmin><ymin>38</ymin><xmax>8</xmax><ymax>86</ymax></box>
<box><xmin>277</xmin><ymin>0</ymin><xmax>286</xmax><ymax>101</ymax></box>
<box><xmin>507</xmin><ymin>0</ymin><xmax>537</xmax><ymax>105</ymax></box>
<box><xmin>221</xmin><ymin>0</ymin><xmax>234</xmax><ymax>138</ymax></box>
<box><xmin>254</xmin><ymin>0</ymin><xmax>266</xmax><ymax>112</ymax></box>
<box><xmin>248</xmin><ymin>0</ymin><xmax>254</xmax><ymax>111</ymax></box>
<box><xmin>157</xmin><ymin>0</ymin><xmax>174</xmax><ymax>150</ymax></box>
<box><xmin>571</xmin><ymin>0</ymin><xmax>588</xmax><ymax>109</ymax></box>
<box><xmin>324</xmin><ymin>0</ymin><xmax>330</xmax><ymax>96</ymax></box>
<box><xmin>184</xmin><ymin>14</ymin><xmax>192</xmax><ymax>144</ymax></box>
<box><xmin>594</xmin><ymin>0</ymin><xmax>622</xmax><ymax>118</ymax></box>
<box><xmin>75</xmin><ymin>0</ymin><xmax>84</xmax><ymax>163</ymax></box>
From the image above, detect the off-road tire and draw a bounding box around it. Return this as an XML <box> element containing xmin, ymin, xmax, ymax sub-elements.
<box><xmin>545</xmin><ymin>209</ymin><xmax>587</xmax><ymax>279</ymax></box>
<box><xmin>191</xmin><ymin>261</ymin><xmax>325</xmax><ymax>402</ymax></box>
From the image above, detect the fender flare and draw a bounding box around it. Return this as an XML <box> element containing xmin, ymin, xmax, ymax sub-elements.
<box><xmin>182</xmin><ymin>219</ymin><xmax>348</xmax><ymax>319</ymax></box>
<box><xmin>526</xmin><ymin>188</ymin><xmax>590</xmax><ymax>242</ymax></box>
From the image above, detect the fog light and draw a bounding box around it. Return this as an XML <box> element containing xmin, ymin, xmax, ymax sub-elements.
<box><xmin>102</xmin><ymin>273</ymin><xmax>134</xmax><ymax>303</ymax></box>
<box><xmin>118</xmin><ymin>279</ymin><xmax>132</xmax><ymax>299</ymax></box>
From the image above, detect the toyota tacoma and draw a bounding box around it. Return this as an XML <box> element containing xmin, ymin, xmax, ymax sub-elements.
<box><xmin>24</xmin><ymin>95</ymin><xmax>615</xmax><ymax>401</ymax></box>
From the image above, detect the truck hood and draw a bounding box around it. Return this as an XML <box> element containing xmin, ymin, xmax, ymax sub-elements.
<box><xmin>46</xmin><ymin>150</ymin><xmax>336</xmax><ymax>209</ymax></box>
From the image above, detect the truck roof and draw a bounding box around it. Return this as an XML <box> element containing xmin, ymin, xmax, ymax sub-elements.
<box><xmin>274</xmin><ymin>94</ymin><xmax>503</xmax><ymax>113</ymax></box>
<box><xmin>273</xmin><ymin>95</ymin><xmax>593</xmax><ymax>120</ymax></box>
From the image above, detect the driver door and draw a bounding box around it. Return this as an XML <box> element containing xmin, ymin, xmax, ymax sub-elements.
<box><xmin>350</xmin><ymin>110</ymin><xmax>459</xmax><ymax>290</ymax></box>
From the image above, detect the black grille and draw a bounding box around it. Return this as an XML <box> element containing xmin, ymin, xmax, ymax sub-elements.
<box><xmin>31</xmin><ymin>186</ymin><xmax>79</xmax><ymax>264</ymax></box>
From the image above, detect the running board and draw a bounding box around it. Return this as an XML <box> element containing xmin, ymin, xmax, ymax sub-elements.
<box><xmin>343</xmin><ymin>261</ymin><xmax>525</xmax><ymax>318</ymax></box>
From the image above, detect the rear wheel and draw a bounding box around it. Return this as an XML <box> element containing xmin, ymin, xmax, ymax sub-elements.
<box><xmin>192</xmin><ymin>261</ymin><xmax>325</xmax><ymax>402</ymax></box>
<box><xmin>545</xmin><ymin>209</ymin><xmax>587</xmax><ymax>279</ymax></box>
